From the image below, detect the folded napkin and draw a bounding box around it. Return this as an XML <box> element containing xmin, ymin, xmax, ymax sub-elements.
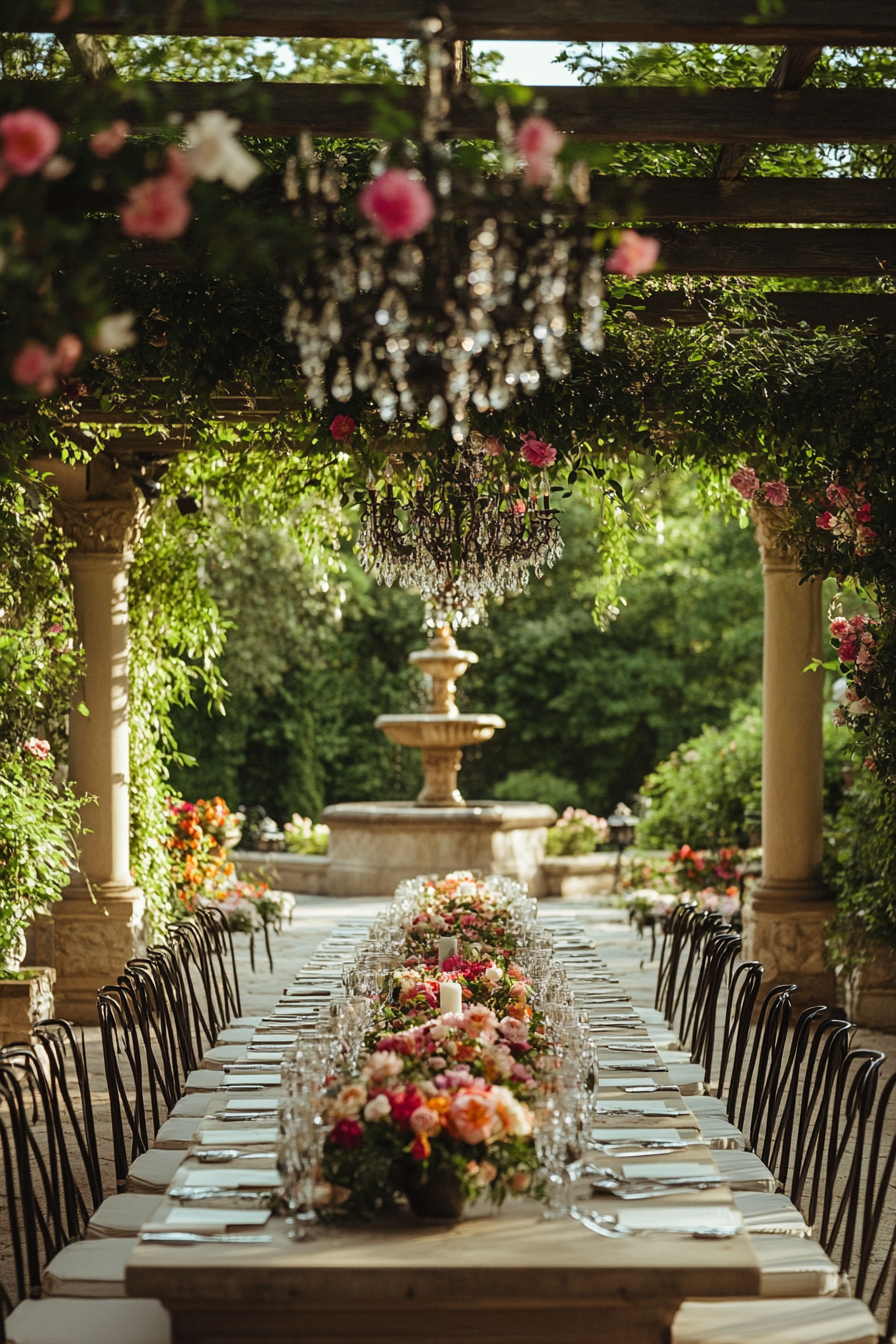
<box><xmin>198</xmin><ymin>1127</ymin><xmax>280</xmax><ymax>1145</ymax></box>
<box><xmin>225</xmin><ymin>1097</ymin><xmax>278</xmax><ymax>1112</ymax></box>
<box><xmin>594</xmin><ymin>1101</ymin><xmax>688</xmax><ymax>1117</ymax></box>
<box><xmin>240</xmin><ymin>1053</ymin><xmax>284</xmax><ymax>1063</ymax></box>
<box><xmin>598</xmin><ymin>1076</ymin><xmax>655</xmax><ymax>1089</ymax></box>
<box><xmin>250</xmin><ymin>1035</ymin><xmax>296</xmax><ymax>1046</ymax></box>
<box><xmin>223</xmin><ymin>1073</ymin><xmax>281</xmax><ymax>1087</ymax></box>
<box><xmin>144</xmin><ymin>1208</ymin><xmax>272</xmax><ymax>1234</ymax></box>
<box><xmin>179</xmin><ymin>1167</ymin><xmax>280</xmax><ymax>1188</ymax></box>
<box><xmin>621</xmin><ymin>1161</ymin><xmax>717</xmax><ymax>1180</ymax></box>
<box><xmin>592</xmin><ymin>1128</ymin><xmax>688</xmax><ymax>1142</ymax></box>
<box><xmin>617</xmin><ymin>1205</ymin><xmax>742</xmax><ymax>1232</ymax></box>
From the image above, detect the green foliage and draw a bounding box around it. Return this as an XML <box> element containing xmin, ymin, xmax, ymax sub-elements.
<box><xmin>492</xmin><ymin>771</ymin><xmax>581</xmax><ymax>814</ymax></box>
<box><xmin>824</xmin><ymin>772</ymin><xmax>896</xmax><ymax>968</ymax></box>
<box><xmin>638</xmin><ymin>704</ymin><xmax>848</xmax><ymax>850</ymax></box>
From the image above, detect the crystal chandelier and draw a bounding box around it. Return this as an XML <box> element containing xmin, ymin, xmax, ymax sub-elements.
<box><xmin>281</xmin><ymin>14</ymin><xmax>605</xmax><ymax>445</ymax></box>
<box><xmin>356</xmin><ymin>441</ymin><xmax>564</xmax><ymax>627</ymax></box>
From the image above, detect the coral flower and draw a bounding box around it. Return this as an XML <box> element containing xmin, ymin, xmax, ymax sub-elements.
<box><xmin>446</xmin><ymin>1088</ymin><xmax>500</xmax><ymax>1145</ymax></box>
<box><xmin>604</xmin><ymin>229</ymin><xmax>660</xmax><ymax>277</ymax></box>
<box><xmin>358</xmin><ymin>168</ymin><xmax>434</xmax><ymax>242</ymax></box>
<box><xmin>120</xmin><ymin>170</ymin><xmax>192</xmax><ymax>241</ymax></box>
<box><xmin>0</xmin><ymin>109</ymin><xmax>60</xmax><ymax>175</ymax></box>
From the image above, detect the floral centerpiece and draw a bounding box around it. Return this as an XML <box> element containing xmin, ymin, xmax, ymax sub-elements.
<box><xmin>322</xmin><ymin>872</ymin><xmax>542</xmax><ymax>1218</ymax></box>
<box><xmin>165</xmin><ymin>795</ymin><xmax>279</xmax><ymax>930</ymax></box>
<box><xmin>624</xmin><ymin>844</ymin><xmax>745</xmax><ymax>933</ymax></box>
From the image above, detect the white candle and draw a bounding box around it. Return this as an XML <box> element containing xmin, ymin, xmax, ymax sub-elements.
<box><xmin>438</xmin><ymin>936</ymin><xmax>459</xmax><ymax>967</ymax></box>
<box><xmin>439</xmin><ymin>981</ymin><xmax>462</xmax><ymax>1015</ymax></box>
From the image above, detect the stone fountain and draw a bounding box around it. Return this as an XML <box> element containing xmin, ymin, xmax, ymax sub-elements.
<box><xmin>321</xmin><ymin>627</ymin><xmax>555</xmax><ymax>896</ymax></box>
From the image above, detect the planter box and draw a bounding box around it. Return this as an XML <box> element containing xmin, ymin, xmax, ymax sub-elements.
<box><xmin>231</xmin><ymin>850</ymin><xmax>330</xmax><ymax>895</ymax></box>
<box><xmin>539</xmin><ymin>853</ymin><xmax>619</xmax><ymax>899</ymax></box>
<box><xmin>844</xmin><ymin>944</ymin><xmax>896</xmax><ymax>1029</ymax></box>
<box><xmin>0</xmin><ymin>967</ymin><xmax>56</xmax><ymax>1044</ymax></box>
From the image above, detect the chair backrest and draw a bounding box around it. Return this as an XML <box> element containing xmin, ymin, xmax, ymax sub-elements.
<box><xmin>732</xmin><ymin>982</ymin><xmax>796</xmax><ymax>1142</ymax></box>
<box><xmin>686</xmin><ymin>931</ymin><xmax>742</xmax><ymax>1083</ymax></box>
<box><xmin>670</xmin><ymin>910</ymin><xmax>726</xmax><ymax>1045</ymax></box>
<box><xmin>855</xmin><ymin>1069</ymin><xmax>896</xmax><ymax>1334</ymax></box>
<box><xmin>712</xmin><ymin>959</ymin><xmax>763</xmax><ymax>1105</ymax></box>
<box><xmin>31</xmin><ymin>1020</ymin><xmax>105</xmax><ymax>1216</ymax></box>
<box><xmin>654</xmin><ymin>902</ymin><xmax>697</xmax><ymax>1019</ymax></box>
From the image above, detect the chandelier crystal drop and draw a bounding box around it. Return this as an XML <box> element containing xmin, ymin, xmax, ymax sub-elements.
<box><xmin>281</xmin><ymin>18</ymin><xmax>605</xmax><ymax>443</ymax></box>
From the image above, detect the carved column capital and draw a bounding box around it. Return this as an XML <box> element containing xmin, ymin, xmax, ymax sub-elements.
<box><xmin>54</xmin><ymin>497</ymin><xmax>148</xmax><ymax>562</ymax></box>
<box><xmin>751</xmin><ymin>504</ymin><xmax>798</xmax><ymax>575</ymax></box>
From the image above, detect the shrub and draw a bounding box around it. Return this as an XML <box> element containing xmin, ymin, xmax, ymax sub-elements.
<box><xmin>491</xmin><ymin>770</ymin><xmax>581</xmax><ymax>815</ymax></box>
<box><xmin>545</xmin><ymin>808</ymin><xmax>609</xmax><ymax>857</ymax></box>
<box><xmin>824</xmin><ymin>770</ymin><xmax>896</xmax><ymax>971</ymax></box>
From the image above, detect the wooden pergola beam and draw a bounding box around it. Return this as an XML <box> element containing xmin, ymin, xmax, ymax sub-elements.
<box><xmin>9</xmin><ymin>81</ymin><xmax>896</xmax><ymax>144</ymax></box>
<box><xmin>13</xmin><ymin>0</ymin><xmax>896</xmax><ymax>42</ymax></box>
<box><xmin>591</xmin><ymin>178</ymin><xmax>896</xmax><ymax>225</ymax></box>
<box><xmin>622</xmin><ymin>291</ymin><xmax>896</xmax><ymax>331</ymax></box>
<box><xmin>657</xmin><ymin>228</ymin><xmax>896</xmax><ymax>277</ymax></box>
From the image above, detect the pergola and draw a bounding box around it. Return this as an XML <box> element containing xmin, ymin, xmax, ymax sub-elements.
<box><xmin>8</xmin><ymin>0</ymin><xmax>892</xmax><ymax>1020</ymax></box>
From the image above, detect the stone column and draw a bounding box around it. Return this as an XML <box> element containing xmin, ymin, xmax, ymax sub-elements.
<box><xmin>743</xmin><ymin>508</ymin><xmax>837</xmax><ymax>1007</ymax></box>
<box><xmin>51</xmin><ymin>472</ymin><xmax>148</xmax><ymax>1023</ymax></box>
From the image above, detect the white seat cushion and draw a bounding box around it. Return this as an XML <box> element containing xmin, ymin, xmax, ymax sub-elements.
<box><xmin>688</xmin><ymin>1096</ymin><xmax>729</xmax><ymax>1118</ymax></box>
<box><xmin>752</xmin><ymin>1236</ymin><xmax>840</xmax><ymax>1297</ymax></box>
<box><xmin>228</xmin><ymin>1016</ymin><xmax>264</xmax><ymax>1028</ymax></box>
<box><xmin>125</xmin><ymin>1148</ymin><xmax>183</xmax><ymax>1195</ymax></box>
<box><xmin>672</xmin><ymin>1297</ymin><xmax>878</xmax><ymax>1344</ymax></box>
<box><xmin>152</xmin><ymin>1117</ymin><xmax>199</xmax><ymax>1149</ymax></box>
<box><xmin>42</xmin><ymin>1238</ymin><xmax>135</xmax><ymax>1298</ymax></box>
<box><xmin>216</xmin><ymin>1028</ymin><xmax>254</xmax><ymax>1045</ymax></box>
<box><xmin>183</xmin><ymin>1069</ymin><xmax>225</xmax><ymax>1092</ymax></box>
<box><xmin>734</xmin><ymin>1192</ymin><xmax>811</xmax><ymax>1236</ymax></box>
<box><xmin>201</xmin><ymin>1046</ymin><xmax>245</xmax><ymax>1068</ymax></box>
<box><xmin>695</xmin><ymin>1117</ymin><xmax>746</xmax><ymax>1150</ymax></box>
<box><xmin>87</xmin><ymin>1194</ymin><xmax>163</xmax><ymax>1239</ymax></box>
<box><xmin>713</xmin><ymin>1150</ymin><xmax>778</xmax><ymax>1192</ymax></box>
<box><xmin>4</xmin><ymin>1297</ymin><xmax>170</xmax><ymax>1344</ymax></box>
<box><xmin>169</xmin><ymin>1094</ymin><xmax>213</xmax><ymax>1118</ymax></box>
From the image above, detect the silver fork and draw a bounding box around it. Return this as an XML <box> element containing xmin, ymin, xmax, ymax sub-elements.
<box><xmin>568</xmin><ymin>1208</ymin><xmax>631</xmax><ymax>1239</ymax></box>
<box><xmin>139</xmin><ymin>1232</ymin><xmax>273</xmax><ymax>1244</ymax></box>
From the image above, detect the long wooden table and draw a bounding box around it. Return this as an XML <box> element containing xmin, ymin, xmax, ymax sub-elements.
<box><xmin>125</xmin><ymin>915</ymin><xmax>761</xmax><ymax>1343</ymax></box>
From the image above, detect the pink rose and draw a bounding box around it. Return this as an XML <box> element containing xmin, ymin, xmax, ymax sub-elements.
<box><xmin>764</xmin><ymin>479</ymin><xmax>789</xmax><ymax>507</ymax></box>
<box><xmin>497</xmin><ymin>1016</ymin><xmax>530</xmax><ymax>1046</ymax></box>
<box><xmin>409</xmin><ymin>1105</ymin><xmax>442</xmax><ymax>1137</ymax></box>
<box><xmin>120</xmin><ymin>171</ymin><xmax>192</xmax><ymax>241</ymax></box>
<box><xmin>90</xmin><ymin>120</ymin><xmax>130</xmax><ymax>158</ymax></box>
<box><xmin>605</xmin><ymin>229</ymin><xmax>660</xmax><ymax>277</ymax></box>
<box><xmin>445</xmin><ymin>1088</ymin><xmax>500</xmax><ymax>1146</ymax></box>
<box><xmin>827</xmin><ymin>483</ymin><xmax>851</xmax><ymax>505</ymax></box>
<box><xmin>838</xmin><ymin>639</ymin><xmax>857</xmax><ymax>662</ymax></box>
<box><xmin>855</xmin><ymin>502</ymin><xmax>872</xmax><ymax>524</ymax></box>
<box><xmin>484</xmin><ymin>436</ymin><xmax>503</xmax><ymax>455</ymax></box>
<box><xmin>830</xmin><ymin>618</ymin><xmax>850</xmax><ymax>639</ymax></box>
<box><xmin>330</xmin><ymin>414</ymin><xmax>356</xmax><ymax>442</ymax></box>
<box><xmin>511</xmin><ymin>499</ymin><xmax>527</xmax><ymax>515</ymax></box>
<box><xmin>850</xmin><ymin>614</ymin><xmax>870</xmax><ymax>632</ymax></box>
<box><xmin>0</xmin><ymin>109</ymin><xmax>60</xmax><ymax>175</ymax></box>
<box><xmin>358</xmin><ymin>168</ymin><xmax>434</xmax><ymax>242</ymax></box>
<box><xmin>516</xmin><ymin>116</ymin><xmax>564</xmax><ymax>187</ymax></box>
<box><xmin>23</xmin><ymin>737</ymin><xmax>51</xmax><ymax>759</ymax></box>
<box><xmin>54</xmin><ymin>333</ymin><xmax>82</xmax><ymax>376</ymax></box>
<box><xmin>11</xmin><ymin>341</ymin><xmax>57</xmax><ymax>395</ymax></box>
<box><xmin>519</xmin><ymin>431</ymin><xmax>556</xmax><ymax>468</ymax></box>
<box><xmin>730</xmin><ymin>466</ymin><xmax>759</xmax><ymax>500</ymax></box>
<box><xmin>816</xmin><ymin>511</ymin><xmax>835</xmax><ymax>530</ymax></box>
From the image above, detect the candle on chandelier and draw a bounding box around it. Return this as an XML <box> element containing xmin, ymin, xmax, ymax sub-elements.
<box><xmin>439</xmin><ymin>980</ymin><xmax>462</xmax><ymax>1015</ymax></box>
<box><xmin>438</xmin><ymin>936</ymin><xmax>459</xmax><ymax>967</ymax></box>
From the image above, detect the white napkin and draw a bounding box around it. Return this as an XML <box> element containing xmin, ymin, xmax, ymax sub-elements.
<box><xmin>225</xmin><ymin>1097</ymin><xmax>279</xmax><ymax>1112</ymax></box>
<box><xmin>594</xmin><ymin>1101</ymin><xmax>688</xmax><ymax>1117</ymax></box>
<box><xmin>198</xmin><ymin>1127</ymin><xmax>279</xmax><ymax>1146</ymax></box>
<box><xmin>223</xmin><ymin>1073</ymin><xmax>281</xmax><ymax>1086</ymax></box>
<box><xmin>250</xmin><ymin>1035</ymin><xmax>296</xmax><ymax>1046</ymax></box>
<box><xmin>598</xmin><ymin>1077</ymin><xmax>655</xmax><ymax>1089</ymax></box>
<box><xmin>618</xmin><ymin>1205</ymin><xmax>742</xmax><ymax>1232</ymax></box>
<box><xmin>145</xmin><ymin>1208</ymin><xmax>272</xmax><ymax>1234</ymax></box>
<box><xmin>239</xmin><ymin>1053</ymin><xmax>284</xmax><ymax>1063</ymax></box>
<box><xmin>593</xmin><ymin>1128</ymin><xmax>688</xmax><ymax>1142</ymax></box>
<box><xmin>179</xmin><ymin>1168</ymin><xmax>280</xmax><ymax>1188</ymax></box>
<box><xmin>622</xmin><ymin>1161</ymin><xmax>718</xmax><ymax>1180</ymax></box>
<box><xmin>599</xmin><ymin>1059</ymin><xmax>662</xmax><ymax>1069</ymax></box>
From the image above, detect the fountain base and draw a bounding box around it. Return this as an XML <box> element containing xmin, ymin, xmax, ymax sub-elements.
<box><xmin>320</xmin><ymin>800</ymin><xmax>556</xmax><ymax>897</ymax></box>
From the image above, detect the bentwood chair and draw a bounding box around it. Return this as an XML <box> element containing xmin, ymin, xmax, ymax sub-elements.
<box><xmin>0</xmin><ymin>1058</ymin><xmax>169</xmax><ymax>1344</ymax></box>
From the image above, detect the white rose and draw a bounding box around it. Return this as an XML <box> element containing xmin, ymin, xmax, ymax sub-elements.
<box><xmin>363</xmin><ymin>1094</ymin><xmax>392</xmax><ymax>1122</ymax></box>
<box><xmin>484</xmin><ymin>966</ymin><xmax>503</xmax><ymax>984</ymax></box>
<box><xmin>92</xmin><ymin>312</ymin><xmax>137</xmax><ymax>353</ymax></box>
<box><xmin>184</xmin><ymin>110</ymin><xmax>261</xmax><ymax>191</ymax></box>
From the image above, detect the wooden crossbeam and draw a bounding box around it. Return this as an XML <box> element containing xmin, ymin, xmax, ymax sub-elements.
<box><xmin>8</xmin><ymin>81</ymin><xmax>896</xmax><ymax>144</ymax></box>
<box><xmin>591</xmin><ymin>178</ymin><xmax>896</xmax><ymax>225</ymax></box>
<box><xmin>657</xmin><ymin>228</ymin><xmax>896</xmax><ymax>277</ymax></box>
<box><xmin>10</xmin><ymin>81</ymin><xmax>896</xmax><ymax>143</ymax></box>
<box><xmin>12</xmin><ymin>0</ymin><xmax>896</xmax><ymax>42</ymax></box>
<box><xmin>622</xmin><ymin>291</ymin><xmax>896</xmax><ymax>330</ymax></box>
<box><xmin>713</xmin><ymin>42</ymin><xmax>822</xmax><ymax>181</ymax></box>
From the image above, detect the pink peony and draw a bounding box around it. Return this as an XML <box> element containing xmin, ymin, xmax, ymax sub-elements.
<box><xmin>120</xmin><ymin>172</ymin><xmax>192</xmax><ymax>241</ymax></box>
<box><xmin>519</xmin><ymin>431</ymin><xmax>556</xmax><ymax>468</ymax></box>
<box><xmin>409</xmin><ymin>1105</ymin><xmax>442</xmax><ymax>1137</ymax></box>
<box><xmin>23</xmin><ymin>737</ymin><xmax>51</xmax><ymax>759</ymax></box>
<box><xmin>0</xmin><ymin>109</ymin><xmax>60</xmax><ymax>175</ymax></box>
<box><xmin>445</xmin><ymin>1088</ymin><xmax>500</xmax><ymax>1146</ymax></box>
<box><xmin>497</xmin><ymin>1016</ymin><xmax>530</xmax><ymax>1046</ymax></box>
<box><xmin>358</xmin><ymin>168</ymin><xmax>434</xmax><ymax>242</ymax></box>
<box><xmin>764</xmin><ymin>479</ymin><xmax>789</xmax><ymax>507</ymax></box>
<box><xmin>11</xmin><ymin>341</ymin><xmax>57</xmax><ymax>395</ymax></box>
<box><xmin>604</xmin><ymin>229</ymin><xmax>660</xmax><ymax>277</ymax></box>
<box><xmin>730</xmin><ymin>466</ymin><xmax>759</xmax><ymax>500</ymax></box>
<box><xmin>830</xmin><ymin>617</ymin><xmax>850</xmax><ymax>639</ymax></box>
<box><xmin>816</xmin><ymin>510</ymin><xmax>835</xmax><ymax>530</ymax></box>
<box><xmin>329</xmin><ymin>414</ymin><xmax>356</xmax><ymax>442</ymax></box>
<box><xmin>90</xmin><ymin>120</ymin><xmax>130</xmax><ymax>158</ymax></box>
<box><xmin>516</xmin><ymin>116</ymin><xmax>564</xmax><ymax>187</ymax></box>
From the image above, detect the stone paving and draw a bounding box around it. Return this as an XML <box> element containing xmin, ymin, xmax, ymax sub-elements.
<box><xmin>1</xmin><ymin>893</ymin><xmax>894</xmax><ymax>1329</ymax></box>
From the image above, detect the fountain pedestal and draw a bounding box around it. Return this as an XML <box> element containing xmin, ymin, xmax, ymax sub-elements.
<box><xmin>319</xmin><ymin>626</ymin><xmax>555</xmax><ymax>895</ymax></box>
